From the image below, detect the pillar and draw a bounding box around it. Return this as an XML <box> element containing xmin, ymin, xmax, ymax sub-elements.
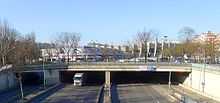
<box><xmin>169</xmin><ymin>71</ymin><xmax>172</xmax><ymax>89</ymax></box>
<box><xmin>105</xmin><ymin>71</ymin><xmax>111</xmax><ymax>97</ymax></box>
<box><xmin>105</xmin><ymin>71</ymin><xmax>111</xmax><ymax>88</ymax></box>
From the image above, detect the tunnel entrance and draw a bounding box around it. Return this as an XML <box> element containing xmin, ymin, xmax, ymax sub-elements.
<box><xmin>21</xmin><ymin>72</ymin><xmax>43</xmax><ymax>85</ymax></box>
<box><xmin>111</xmin><ymin>71</ymin><xmax>190</xmax><ymax>85</ymax></box>
<box><xmin>59</xmin><ymin>71</ymin><xmax>75</xmax><ymax>83</ymax></box>
<box><xmin>59</xmin><ymin>71</ymin><xmax>105</xmax><ymax>85</ymax></box>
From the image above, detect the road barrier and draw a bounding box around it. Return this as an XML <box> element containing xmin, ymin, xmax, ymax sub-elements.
<box><xmin>96</xmin><ymin>84</ymin><xmax>104</xmax><ymax>103</ymax></box>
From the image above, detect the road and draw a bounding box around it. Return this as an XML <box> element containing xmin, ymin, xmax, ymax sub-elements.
<box><xmin>111</xmin><ymin>84</ymin><xmax>176</xmax><ymax>103</ymax></box>
<box><xmin>40</xmin><ymin>84</ymin><xmax>101</xmax><ymax>103</ymax></box>
<box><xmin>111</xmin><ymin>83</ymin><xmax>220</xmax><ymax>103</ymax></box>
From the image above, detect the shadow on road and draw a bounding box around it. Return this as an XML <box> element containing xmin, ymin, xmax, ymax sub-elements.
<box><xmin>30</xmin><ymin>84</ymin><xmax>65</xmax><ymax>103</ymax></box>
<box><xmin>111</xmin><ymin>84</ymin><xmax>120</xmax><ymax>103</ymax></box>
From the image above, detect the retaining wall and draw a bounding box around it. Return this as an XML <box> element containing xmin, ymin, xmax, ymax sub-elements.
<box><xmin>0</xmin><ymin>71</ymin><xmax>18</xmax><ymax>92</ymax></box>
<box><xmin>183</xmin><ymin>63</ymin><xmax>220</xmax><ymax>101</ymax></box>
<box><xmin>45</xmin><ymin>70</ymin><xmax>60</xmax><ymax>85</ymax></box>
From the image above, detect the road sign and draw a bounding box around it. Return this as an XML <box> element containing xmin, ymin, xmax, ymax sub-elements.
<box><xmin>139</xmin><ymin>65</ymin><xmax>156</xmax><ymax>71</ymax></box>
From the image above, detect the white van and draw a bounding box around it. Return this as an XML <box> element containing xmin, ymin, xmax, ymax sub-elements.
<box><xmin>73</xmin><ymin>73</ymin><xmax>86</xmax><ymax>86</ymax></box>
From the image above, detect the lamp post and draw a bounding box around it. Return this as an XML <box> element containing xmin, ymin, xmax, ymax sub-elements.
<box><xmin>16</xmin><ymin>73</ymin><xmax>24</xmax><ymax>100</ymax></box>
<box><xmin>161</xmin><ymin>35</ymin><xmax>168</xmax><ymax>62</ymax></box>
<box><xmin>43</xmin><ymin>57</ymin><xmax>46</xmax><ymax>89</ymax></box>
<box><xmin>202</xmin><ymin>44</ymin><xmax>206</xmax><ymax>93</ymax></box>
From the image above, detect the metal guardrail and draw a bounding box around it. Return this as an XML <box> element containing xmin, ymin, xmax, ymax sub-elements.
<box><xmin>0</xmin><ymin>64</ymin><xmax>13</xmax><ymax>72</ymax></box>
<box><xmin>96</xmin><ymin>84</ymin><xmax>105</xmax><ymax>103</ymax></box>
<box><xmin>67</xmin><ymin>62</ymin><xmax>191</xmax><ymax>65</ymax></box>
<box><xmin>192</xmin><ymin>63</ymin><xmax>220</xmax><ymax>74</ymax></box>
<box><xmin>16</xmin><ymin>62</ymin><xmax>192</xmax><ymax>67</ymax></box>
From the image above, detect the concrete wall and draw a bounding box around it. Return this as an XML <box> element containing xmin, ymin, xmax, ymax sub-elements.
<box><xmin>45</xmin><ymin>70</ymin><xmax>60</xmax><ymax>85</ymax></box>
<box><xmin>183</xmin><ymin>64</ymin><xmax>220</xmax><ymax>101</ymax></box>
<box><xmin>0</xmin><ymin>71</ymin><xmax>18</xmax><ymax>92</ymax></box>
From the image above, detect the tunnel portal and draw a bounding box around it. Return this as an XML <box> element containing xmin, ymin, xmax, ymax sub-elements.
<box><xmin>21</xmin><ymin>72</ymin><xmax>43</xmax><ymax>85</ymax></box>
<box><xmin>111</xmin><ymin>71</ymin><xmax>190</xmax><ymax>85</ymax></box>
<box><xmin>59</xmin><ymin>71</ymin><xmax>105</xmax><ymax>85</ymax></box>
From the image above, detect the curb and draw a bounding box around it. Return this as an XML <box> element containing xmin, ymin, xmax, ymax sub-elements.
<box><xmin>96</xmin><ymin>85</ymin><xmax>104</xmax><ymax>103</ymax></box>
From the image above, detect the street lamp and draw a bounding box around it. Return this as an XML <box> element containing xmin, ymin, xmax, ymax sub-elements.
<box><xmin>15</xmin><ymin>72</ymin><xmax>24</xmax><ymax>100</ymax></box>
<box><xmin>161</xmin><ymin>35</ymin><xmax>168</xmax><ymax>62</ymax></box>
<box><xmin>202</xmin><ymin>43</ymin><xmax>206</xmax><ymax>93</ymax></box>
<box><xmin>43</xmin><ymin>57</ymin><xmax>46</xmax><ymax>89</ymax></box>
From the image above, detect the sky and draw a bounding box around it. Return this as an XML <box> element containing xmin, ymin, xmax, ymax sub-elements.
<box><xmin>1</xmin><ymin>0</ymin><xmax>220</xmax><ymax>45</ymax></box>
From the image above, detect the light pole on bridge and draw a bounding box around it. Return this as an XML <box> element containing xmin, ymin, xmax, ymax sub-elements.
<box><xmin>43</xmin><ymin>57</ymin><xmax>46</xmax><ymax>89</ymax></box>
<box><xmin>15</xmin><ymin>72</ymin><xmax>24</xmax><ymax>100</ymax></box>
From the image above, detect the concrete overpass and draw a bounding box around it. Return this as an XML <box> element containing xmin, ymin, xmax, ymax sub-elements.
<box><xmin>12</xmin><ymin>62</ymin><xmax>192</xmax><ymax>93</ymax></box>
<box><xmin>2</xmin><ymin>62</ymin><xmax>220</xmax><ymax>102</ymax></box>
<box><xmin>13</xmin><ymin>62</ymin><xmax>192</xmax><ymax>72</ymax></box>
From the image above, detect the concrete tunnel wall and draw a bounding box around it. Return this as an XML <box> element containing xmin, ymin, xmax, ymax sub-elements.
<box><xmin>45</xmin><ymin>70</ymin><xmax>60</xmax><ymax>85</ymax></box>
<box><xmin>0</xmin><ymin>71</ymin><xmax>18</xmax><ymax>92</ymax></box>
<box><xmin>21</xmin><ymin>70</ymin><xmax>60</xmax><ymax>86</ymax></box>
<box><xmin>111</xmin><ymin>71</ymin><xmax>189</xmax><ymax>84</ymax></box>
<box><xmin>183</xmin><ymin>64</ymin><xmax>220</xmax><ymax>101</ymax></box>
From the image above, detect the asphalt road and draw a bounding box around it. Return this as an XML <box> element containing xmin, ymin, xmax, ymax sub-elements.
<box><xmin>111</xmin><ymin>84</ymin><xmax>220</xmax><ymax>103</ymax></box>
<box><xmin>111</xmin><ymin>84</ymin><xmax>176</xmax><ymax>103</ymax></box>
<box><xmin>41</xmin><ymin>84</ymin><xmax>101</xmax><ymax>103</ymax></box>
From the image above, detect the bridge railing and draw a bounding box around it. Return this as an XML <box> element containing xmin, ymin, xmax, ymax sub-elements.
<box><xmin>67</xmin><ymin>61</ymin><xmax>192</xmax><ymax>66</ymax></box>
<box><xmin>12</xmin><ymin>62</ymin><xmax>192</xmax><ymax>72</ymax></box>
<box><xmin>14</xmin><ymin>64</ymin><xmax>68</xmax><ymax>72</ymax></box>
<box><xmin>192</xmin><ymin>63</ymin><xmax>220</xmax><ymax>73</ymax></box>
<box><xmin>0</xmin><ymin>64</ymin><xmax>13</xmax><ymax>72</ymax></box>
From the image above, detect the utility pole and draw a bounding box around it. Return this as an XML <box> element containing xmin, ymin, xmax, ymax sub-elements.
<box><xmin>16</xmin><ymin>73</ymin><xmax>24</xmax><ymax>100</ymax></box>
<box><xmin>202</xmin><ymin>45</ymin><xmax>206</xmax><ymax>93</ymax></box>
<box><xmin>161</xmin><ymin>35</ymin><xmax>168</xmax><ymax>62</ymax></box>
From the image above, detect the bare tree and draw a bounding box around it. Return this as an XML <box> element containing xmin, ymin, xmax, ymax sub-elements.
<box><xmin>0</xmin><ymin>20</ymin><xmax>17</xmax><ymax>66</ymax></box>
<box><xmin>135</xmin><ymin>29</ymin><xmax>152</xmax><ymax>62</ymax></box>
<box><xmin>55</xmin><ymin>32</ymin><xmax>81</xmax><ymax>63</ymax></box>
<box><xmin>13</xmin><ymin>32</ymin><xmax>39</xmax><ymax>65</ymax></box>
<box><xmin>51</xmin><ymin>41</ymin><xmax>61</xmax><ymax>61</ymax></box>
<box><xmin>45</xmin><ymin>47</ymin><xmax>53</xmax><ymax>62</ymax></box>
<box><xmin>0</xmin><ymin>20</ymin><xmax>40</xmax><ymax>66</ymax></box>
<box><xmin>125</xmin><ymin>40</ymin><xmax>139</xmax><ymax>62</ymax></box>
<box><xmin>178</xmin><ymin>27</ymin><xmax>195</xmax><ymax>61</ymax></box>
<box><xmin>179</xmin><ymin>27</ymin><xmax>195</xmax><ymax>43</ymax></box>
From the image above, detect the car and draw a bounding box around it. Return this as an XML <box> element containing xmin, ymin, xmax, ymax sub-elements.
<box><xmin>73</xmin><ymin>73</ymin><xmax>87</xmax><ymax>86</ymax></box>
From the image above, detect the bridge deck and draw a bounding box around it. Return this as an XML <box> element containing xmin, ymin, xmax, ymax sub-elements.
<box><xmin>13</xmin><ymin>63</ymin><xmax>192</xmax><ymax>72</ymax></box>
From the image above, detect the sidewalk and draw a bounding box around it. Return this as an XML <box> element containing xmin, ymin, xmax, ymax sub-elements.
<box><xmin>0</xmin><ymin>85</ymin><xmax>41</xmax><ymax>103</ymax></box>
<box><xmin>171</xmin><ymin>86</ymin><xmax>220</xmax><ymax>103</ymax></box>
